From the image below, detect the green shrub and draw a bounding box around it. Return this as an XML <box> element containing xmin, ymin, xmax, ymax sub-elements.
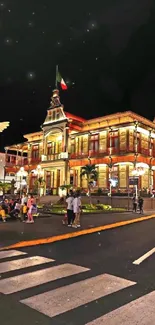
<box><xmin>51</xmin><ymin>209</ymin><xmax>66</xmax><ymax>214</ymax></box>
<box><xmin>96</xmin><ymin>204</ymin><xmax>112</xmax><ymax>210</ymax></box>
<box><xmin>53</xmin><ymin>204</ymin><xmax>66</xmax><ymax>207</ymax></box>
<box><xmin>111</xmin><ymin>207</ymin><xmax>126</xmax><ymax>212</ymax></box>
<box><xmin>37</xmin><ymin>205</ymin><xmax>44</xmax><ymax>209</ymax></box>
<box><xmin>97</xmin><ymin>188</ymin><xmax>103</xmax><ymax>195</ymax></box>
<box><xmin>50</xmin><ymin>204</ymin><xmax>126</xmax><ymax>214</ymax></box>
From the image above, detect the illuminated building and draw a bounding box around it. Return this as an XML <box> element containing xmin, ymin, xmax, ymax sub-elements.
<box><xmin>4</xmin><ymin>90</ymin><xmax>155</xmax><ymax>194</ymax></box>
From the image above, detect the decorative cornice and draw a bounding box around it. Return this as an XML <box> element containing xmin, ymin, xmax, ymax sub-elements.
<box><xmin>83</xmin><ymin>111</ymin><xmax>155</xmax><ymax>130</ymax></box>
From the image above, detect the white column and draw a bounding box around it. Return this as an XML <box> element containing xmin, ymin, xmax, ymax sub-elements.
<box><xmin>63</xmin><ymin>126</ymin><xmax>69</xmax><ymax>152</ymax></box>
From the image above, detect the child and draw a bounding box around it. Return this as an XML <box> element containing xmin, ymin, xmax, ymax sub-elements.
<box><xmin>0</xmin><ymin>206</ymin><xmax>6</xmax><ymax>222</ymax></box>
<box><xmin>22</xmin><ymin>202</ymin><xmax>28</xmax><ymax>222</ymax></box>
<box><xmin>62</xmin><ymin>213</ymin><xmax>68</xmax><ymax>225</ymax></box>
<box><xmin>14</xmin><ymin>200</ymin><xmax>21</xmax><ymax>219</ymax></box>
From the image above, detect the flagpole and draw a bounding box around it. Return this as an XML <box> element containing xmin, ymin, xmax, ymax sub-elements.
<box><xmin>55</xmin><ymin>65</ymin><xmax>58</xmax><ymax>89</ymax></box>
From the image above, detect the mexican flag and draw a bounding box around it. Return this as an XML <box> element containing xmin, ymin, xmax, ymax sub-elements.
<box><xmin>56</xmin><ymin>68</ymin><xmax>68</xmax><ymax>90</ymax></box>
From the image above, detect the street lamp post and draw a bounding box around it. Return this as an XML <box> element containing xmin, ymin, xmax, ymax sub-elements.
<box><xmin>16</xmin><ymin>167</ymin><xmax>28</xmax><ymax>197</ymax></box>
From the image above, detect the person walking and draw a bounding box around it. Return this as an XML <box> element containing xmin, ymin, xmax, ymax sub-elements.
<box><xmin>26</xmin><ymin>195</ymin><xmax>36</xmax><ymax>223</ymax></box>
<box><xmin>26</xmin><ymin>203</ymin><xmax>37</xmax><ymax>223</ymax></box>
<box><xmin>132</xmin><ymin>195</ymin><xmax>138</xmax><ymax>213</ymax></box>
<box><xmin>66</xmin><ymin>190</ymin><xmax>74</xmax><ymax>227</ymax></box>
<box><xmin>72</xmin><ymin>191</ymin><xmax>82</xmax><ymax>228</ymax></box>
<box><xmin>138</xmin><ymin>196</ymin><xmax>144</xmax><ymax>214</ymax></box>
<box><xmin>27</xmin><ymin>194</ymin><xmax>35</xmax><ymax>209</ymax></box>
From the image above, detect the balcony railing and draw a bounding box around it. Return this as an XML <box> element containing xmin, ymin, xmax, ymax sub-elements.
<box><xmin>5</xmin><ymin>155</ymin><xmax>42</xmax><ymax>167</ymax></box>
<box><xmin>70</xmin><ymin>147</ymin><xmax>152</xmax><ymax>158</ymax></box>
<box><xmin>70</xmin><ymin>153</ymin><xmax>88</xmax><ymax>159</ymax></box>
<box><xmin>47</xmin><ymin>154</ymin><xmax>60</xmax><ymax>161</ymax></box>
<box><xmin>41</xmin><ymin>152</ymin><xmax>68</xmax><ymax>162</ymax></box>
<box><xmin>5</xmin><ymin>155</ymin><xmax>28</xmax><ymax>167</ymax></box>
<box><xmin>70</xmin><ymin>150</ymin><xmax>108</xmax><ymax>159</ymax></box>
<box><xmin>5</xmin><ymin>146</ymin><xmax>153</xmax><ymax>169</ymax></box>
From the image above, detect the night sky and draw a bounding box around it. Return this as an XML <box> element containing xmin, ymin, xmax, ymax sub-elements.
<box><xmin>0</xmin><ymin>0</ymin><xmax>155</xmax><ymax>149</ymax></box>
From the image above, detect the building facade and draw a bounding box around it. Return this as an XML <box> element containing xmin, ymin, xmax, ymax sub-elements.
<box><xmin>4</xmin><ymin>89</ymin><xmax>155</xmax><ymax>195</ymax></box>
<box><xmin>0</xmin><ymin>153</ymin><xmax>5</xmax><ymax>182</ymax></box>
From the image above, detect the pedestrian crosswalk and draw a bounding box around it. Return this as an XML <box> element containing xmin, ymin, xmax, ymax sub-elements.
<box><xmin>21</xmin><ymin>273</ymin><xmax>135</xmax><ymax>318</ymax></box>
<box><xmin>0</xmin><ymin>249</ymin><xmax>154</xmax><ymax>324</ymax></box>
<box><xmin>0</xmin><ymin>255</ymin><xmax>53</xmax><ymax>273</ymax></box>
<box><xmin>0</xmin><ymin>263</ymin><xmax>89</xmax><ymax>294</ymax></box>
<box><xmin>85</xmin><ymin>291</ymin><xmax>155</xmax><ymax>324</ymax></box>
<box><xmin>0</xmin><ymin>249</ymin><xmax>27</xmax><ymax>259</ymax></box>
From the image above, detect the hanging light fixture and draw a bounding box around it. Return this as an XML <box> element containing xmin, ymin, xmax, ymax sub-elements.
<box><xmin>138</xmin><ymin>168</ymin><xmax>145</xmax><ymax>176</ymax></box>
<box><xmin>132</xmin><ymin>169</ymin><xmax>138</xmax><ymax>176</ymax></box>
<box><xmin>132</xmin><ymin>167</ymin><xmax>145</xmax><ymax>176</ymax></box>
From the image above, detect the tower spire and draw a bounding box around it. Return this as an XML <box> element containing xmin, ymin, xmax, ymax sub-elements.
<box><xmin>50</xmin><ymin>89</ymin><xmax>62</xmax><ymax>108</ymax></box>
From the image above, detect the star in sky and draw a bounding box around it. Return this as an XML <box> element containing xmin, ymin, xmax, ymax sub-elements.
<box><xmin>0</xmin><ymin>3</ymin><xmax>5</xmax><ymax>9</ymax></box>
<box><xmin>57</xmin><ymin>41</ymin><xmax>62</xmax><ymax>47</ymax></box>
<box><xmin>89</xmin><ymin>21</ymin><xmax>98</xmax><ymax>29</ymax></box>
<box><xmin>4</xmin><ymin>38</ymin><xmax>13</xmax><ymax>45</ymax></box>
<box><xmin>28</xmin><ymin>21</ymin><xmax>34</xmax><ymax>27</ymax></box>
<box><xmin>27</xmin><ymin>72</ymin><xmax>36</xmax><ymax>80</ymax></box>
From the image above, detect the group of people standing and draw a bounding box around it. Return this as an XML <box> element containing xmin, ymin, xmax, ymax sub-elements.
<box><xmin>0</xmin><ymin>194</ymin><xmax>37</xmax><ymax>223</ymax></box>
<box><xmin>65</xmin><ymin>190</ymin><xmax>82</xmax><ymax>228</ymax></box>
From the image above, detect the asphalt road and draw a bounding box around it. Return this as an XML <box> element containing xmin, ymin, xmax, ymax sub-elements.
<box><xmin>0</xmin><ymin>211</ymin><xmax>153</xmax><ymax>248</ymax></box>
<box><xmin>0</xmin><ymin>218</ymin><xmax>155</xmax><ymax>324</ymax></box>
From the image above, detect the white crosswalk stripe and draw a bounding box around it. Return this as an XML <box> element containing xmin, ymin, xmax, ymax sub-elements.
<box><xmin>0</xmin><ymin>250</ymin><xmax>27</xmax><ymax>259</ymax></box>
<box><xmin>21</xmin><ymin>274</ymin><xmax>135</xmax><ymax>318</ymax></box>
<box><xmin>85</xmin><ymin>291</ymin><xmax>155</xmax><ymax>324</ymax></box>
<box><xmin>0</xmin><ymin>250</ymin><xmax>154</xmax><ymax>324</ymax></box>
<box><xmin>0</xmin><ymin>255</ymin><xmax>54</xmax><ymax>273</ymax></box>
<box><xmin>0</xmin><ymin>263</ymin><xmax>89</xmax><ymax>294</ymax></box>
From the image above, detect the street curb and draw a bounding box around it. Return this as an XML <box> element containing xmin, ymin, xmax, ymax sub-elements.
<box><xmin>1</xmin><ymin>213</ymin><xmax>155</xmax><ymax>250</ymax></box>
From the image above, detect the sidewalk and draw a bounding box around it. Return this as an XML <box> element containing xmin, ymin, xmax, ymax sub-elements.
<box><xmin>0</xmin><ymin>211</ymin><xmax>155</xmax><ymax>249</ymax></box>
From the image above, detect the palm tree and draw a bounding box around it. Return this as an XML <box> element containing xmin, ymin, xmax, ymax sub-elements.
<box><xmin>59</xmin><ymin>184</ymin><xmax>72</xmax><ymax>197</ymax></box>
<box><xmin>80</xmin><ymin>164</ymin><xmax>98</xmax><ymax>201</ymax></box>
<box><xmin>0</xmin><ymin>182</ymin><xmax>11</xmax><ymax>195</ymax></box>
<box><xmin>34</xmin><ymin>177</ymin><xmax>45</xmax><ymax>196</ymax></box>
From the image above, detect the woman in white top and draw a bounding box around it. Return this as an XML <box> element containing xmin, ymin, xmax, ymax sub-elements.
<box><xmin>72</xmin><ymin>191</ymin><xmax>81</xmax><ymax>228</ymax></box>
